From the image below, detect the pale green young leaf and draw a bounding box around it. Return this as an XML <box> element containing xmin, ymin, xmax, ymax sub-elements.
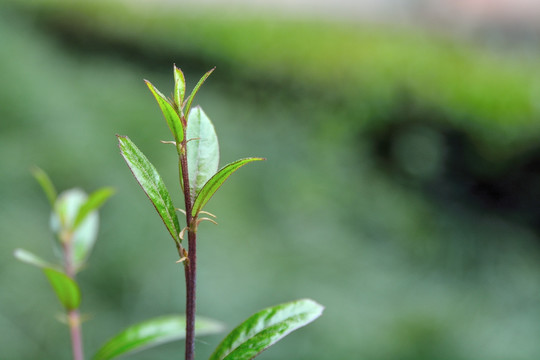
<box><xmin>192</xmin><ymin>158</ymin><xmax>264</xmax><ymax>217</ymax></box>
<box><xmin>43</xmin><ymin>268</ymin><xmax>81</xmax><ymax>310</ymax></box>
<box><xmin>183</xmin><ymin>67</ymin><xmax>215</xmax><ymax>118</ymax></box>
<box><xmin>174</xmin><ymin>65</ymin><xmax>186</xmax><ymax>110</ymax></box>
<box><xmin>145</xmin><ymin>80</ymin><xmax>184</xmax><ymax>144</ymax></box>
<box><xmin>31</xmin><ymin>167</ymin><xmax>57</xmax><ymax>207</ymax></box>
<box><xmin>93</xmin><ymin>315</ymin><xmax>224</xmax><ymax>360</ymax></box>
<box><xmin>52</xmin><ymin>189</ymin><xmax>87</xmax><ymax>231</ymax></box>
<box><xmin>186</xmin><ymin>106</ymin><xmax>219</xmax><ymax>201</ymax></box>
<box><xmin>13</xmin><ymin>248</ymin><xmax>58</xmax><ymax>270</ymax></box>
<box><xmin>117</xmin><ymin>135</ymin><xmax>181</xmax><ymax>244</ymax></box>
<box><xmin>15</xmin><ymin>249</ymin><xmax>81</xmax><ymax>310</ymax></box>
<box><xmin>50</xmin><ymin>189</ymin><xmax>99</xmax><ymax>272</ymax></box>
<box><xmin>209</xmin><ymin>299</ymin><xmax>324</xmax><ymax>360</ymax></box>
<box><xmin>73</xmin><ymin>187</ymin><xmax>114</xmax><ymax>230</ymax></box>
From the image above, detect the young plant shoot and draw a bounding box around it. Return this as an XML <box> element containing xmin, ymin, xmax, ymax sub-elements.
<box><xmin>15</xmin><ymin>168</ymin><xmax>114</xmax><ymax>360</ymax></box>
<box><xmin>16</xmin><ymin>170</ymin><xmax>223</xmax><ymax>360</ymax></box>
<box><xmin>118</xmin><ymin>66</ymin><xmax>323</xmax><ymax>360</ymax></box>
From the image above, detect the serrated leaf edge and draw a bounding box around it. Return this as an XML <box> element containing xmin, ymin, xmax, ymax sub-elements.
<box><xmin>209</xmin><ymin>299</ymin><xmax>324</xmax><ymax>360</ymax></box>
<box><xmin>145</xmin><ymin>80</ymin><xmax>184</xmax><ymax>144</ymax></box>
<box><xmin>117</xmin><ymin>135</ymin><xmax>181</xmax><ymax>243</ymax></box>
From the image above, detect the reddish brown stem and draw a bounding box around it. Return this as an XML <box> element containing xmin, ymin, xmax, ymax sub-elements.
<box><xmin>179</xmin><ymin>142</ymin><xmax>197</xmax><ymax>360</ymax></box>
<box><xmin>184</xmin><ymin>230</ymin><xmax>197</xmax><ymax>360</ymax></box>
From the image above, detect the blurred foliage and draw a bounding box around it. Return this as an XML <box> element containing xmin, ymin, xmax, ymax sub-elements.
<box><xmin>11</xmin><ymin>0</ymin><xmax>540</xmax><ymax>159</ymax></box>
<box><xmin>2</xmin><ymin>0</ymin><xmax>540</xmax><ymax>359</ymax></box>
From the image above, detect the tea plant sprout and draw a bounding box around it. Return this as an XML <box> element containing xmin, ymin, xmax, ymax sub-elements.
<box><xmin>15</xmin><ymin>171</ymin><xmax>223</xmax><ymax>360</ymax></box>
<box><xmin>14</xmin><ymin>168</ymin><xmax>114</xmax><ymax>360</ymax></box>
<box><xmin>15</xmin><ymin>66</ymin><xmax>323</xmax><ymax>360</ymax></box>
<box><xmin>117</xmin><ymin>66</ymin><xmax>323</xmax><ymax>360</ymax></box>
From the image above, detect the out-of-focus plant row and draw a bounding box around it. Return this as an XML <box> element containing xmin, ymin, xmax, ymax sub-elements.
<box><xmin>9</xmin><ymin>0</ymin><xmax>540</xmax><ymax>161</ymax></box>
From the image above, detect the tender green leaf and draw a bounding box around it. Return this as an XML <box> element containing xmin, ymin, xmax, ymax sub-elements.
<box><xmin>209</xmin><ymin>299</ymin><xmax>323</xmax><ymax>360</ymax></box>
<box><xmin>15</xmin><ymin>250</ymin><xmax>81</xmax><ymax>310</ymax></box>
<box><xmin>73</xmin><ymin>187</ymin><xmax>114</xmax><ymax>230</ymax></box>
<box><xmin>183</xmin><ymin>67</ymin><xmax>215</xmax><ymax>118</ymax></box>
<box><xmin>51</xmin><ymin>189</ymin><xmax>99</xmax><ymax>271</ymax></box>
<box><xmin>186</xmin><ymin>106</ymin><xmax>219</xmax><ymax>201</ymax></box>
<box><xmin>117</xmin><ymin>135</ymin><xmax>181</xmax><ymax>243</ymax></box>
<box><xmin>52</xmin><ymin>188</ymin><xmax>90</xmax><ymax>230</ymax></box>
<box><xmin>43</xmin><ymin>268</ymin><xmax>81</xmax><ymax>310</ymax></box>
<box><xmin>31</xmin><ymin>166</ymin><xmax>57</xmax><ymax>207</ymax></box>
<box><xmin>145</xmin><ymin>80</ymin><xmax>184</xmax><ymax>144</ymax></box>
<box><xmin>13</xmin><ymin>248</ymin><xmax>58</xmax><ymax>269</ymax></box>
<box><xmin>173</xmin><ymin>65</ymin><xmax>186</xmax><ymax>111</ymax></box>
<box><xmin>192</xmin><ymin>158</ymin><xmax>264</xmax><ymax>217</ymax></box>
<box><xmin>93</xmin><ymin>315</ymin><xmax>224</xmax><ymax>360</ymax></box>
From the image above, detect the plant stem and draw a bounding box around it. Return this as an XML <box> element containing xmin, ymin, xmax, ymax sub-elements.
<box><xmin>68</xmin><ymin>309</ymin><xmax>84</xmax><ymax>360</ymax></box>
<box><xmin>179</xmin><ymin>144</ymin><xmax>197</xmax><ymax>360</ymax></box>
<box><xmin>185</xmin><ymin>229</ymin><xmax>197</xmax><ymax>360</ymax></box>
<box><xmin>63</xmin><ymin>233</ymin><xmax>85</xmax><ymax>360</ymax></box>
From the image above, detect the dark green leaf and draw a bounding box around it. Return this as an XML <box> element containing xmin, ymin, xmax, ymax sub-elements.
<box><xmin>43</xmin><ymin>268</ymin><xmax>81</xmax><ymax>310</ymax></box>
<box><xmin>31</xmin><ymin>166</ymin><xmax>57</xmax><ymax>207</ymax></box>
<box><xmin>192</xmin><ymin>158</ymin><xmax>264</xmax><ymax>217</ymax></box>
<box><xmin>186</xmin><ymin>106</ymin><xmax>219</xmax><ymax>201</ymax></box>
<box><xmin>183</xmin><ymin>67</ymin><xmax>215</xmax><ymax>118</ymax></box>
<box><xmin>117</xmin><ymin>135</ymin><xmax>181</xmax><ymax>244</ymax></box>
<box><xmin>73</xmin><ymin>187</ymin><xmax>114</xmax><ymax>230</ymax></box>
<box><xmin>13</xmin><ymin>248</ymin><xmax>58</xmax><ymax>270</ymax></box>
<box><xmin>145</xmin><ymin>80</ymin><xmax>184</xmax><ymax>144</ymax></box>
<box><xmin>209</xmin><ymin>299</ymin><xmax>323</xmax><ymax>360</ymax></box>
<box><xmin>93</xmin><ymin>315</ymin><xmax>224</xmax><ymax>360</ymax></box>
<box><xmin>174</xmin><ymin>65</ymin><xmax>186</xmax><ymax>111</ymax></box>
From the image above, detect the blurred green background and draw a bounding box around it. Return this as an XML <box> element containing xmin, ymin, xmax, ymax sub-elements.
<box><xmin>3</xmin><ymin>0</ymin><xmax>540</xmax><ymax>359</ymax></box>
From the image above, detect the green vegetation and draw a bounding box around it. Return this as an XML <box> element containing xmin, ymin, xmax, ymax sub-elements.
<box><xmin>11</xmin><ymin>0</ymin><xmax>540</xmax><ymax>159</ymax></box>
<box><xmin>118</xmin><ymin>67</ymin><xmax>321</xmax><ymax>359</ymax></box>
<box><xmin>14</xmin><ymin>170</ymin><xmax>224</xmax><ymax>359</ymax></box>
<box><xmin>3</xmin><ymin>0</ymin><xmax>540</xmax><ymax>359</ymax></box>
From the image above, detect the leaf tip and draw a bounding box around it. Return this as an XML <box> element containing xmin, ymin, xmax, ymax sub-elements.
<box><xmin>13</xmin><ymin>248</ymin><xmax>33</xmax><ymax>265</ymax></box>
<box><xmin>100</xmin><ymin>186</ymin><xmax>117</xmax><ymax>197</ymax></box>
<box><xmin>29</xmin><ymin>165</ymin><xmax>42</xmax><ymax>176</ymax></box>
<box><xmin>30</xmin><ymin>165</ymin><xmax>57</xmax><ymax>206</ymax></box>
<box><xmin>144</xmin><ymin>80</ymin><xmax>157</xmax><ymax>92</ymax></box>
<box><xmin>174</xmin><ymin>64</ymin><xmax>184</xmax><ymax>73</ymax></box>
<box><xmin>13</xmin><ymin>248</ymin><xmax>23</xmax><ymax>260</ymax></box>
<box><xmin>116</xmin><ymin>134</ymin><xmax>126</xmax><ymax>148</ymax></box>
